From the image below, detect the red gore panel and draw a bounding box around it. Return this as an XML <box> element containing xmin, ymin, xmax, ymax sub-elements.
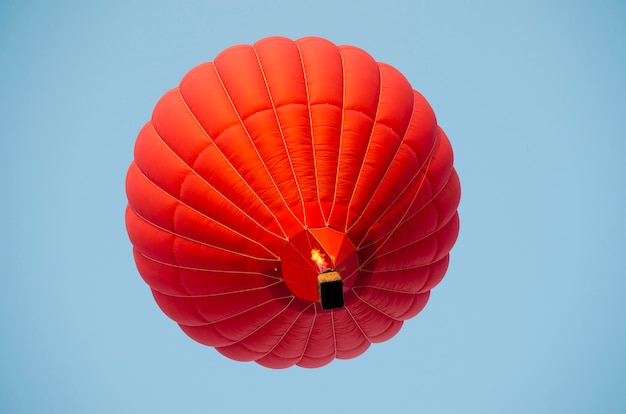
<box><xmin>125</xmin><ymin>36</ymin><xmax>461</xmax><ymax>369</ymax></box>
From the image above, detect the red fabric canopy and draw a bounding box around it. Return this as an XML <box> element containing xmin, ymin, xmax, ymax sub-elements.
<box><xmin>125</xmin><ymin>36</ymin><xmax>460</xmax><ymax>368</ymax></box>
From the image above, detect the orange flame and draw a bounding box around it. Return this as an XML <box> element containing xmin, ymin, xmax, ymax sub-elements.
<box><xmin>310</xmin><ymin>248</ymin><xmax>329</xmax><ymax>273</ymax></box>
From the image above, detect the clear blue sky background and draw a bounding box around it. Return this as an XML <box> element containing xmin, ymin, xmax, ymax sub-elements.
<box><xmin>2</xmin><ymin>1</ymin><xmax>625</xmax><ymax>413</ymax></box>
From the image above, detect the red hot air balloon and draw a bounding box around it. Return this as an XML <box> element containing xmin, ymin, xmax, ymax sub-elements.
<box><xmin>125</xmin><ymin>36</ymin><xmax>460</xmax><ymax>368</ymax></box>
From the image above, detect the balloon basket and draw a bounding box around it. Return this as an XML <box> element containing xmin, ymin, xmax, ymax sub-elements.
<box><xmin>317</xmin><ymin>271</ymin><xmax>344</xmax><ymax>310</ymax></box>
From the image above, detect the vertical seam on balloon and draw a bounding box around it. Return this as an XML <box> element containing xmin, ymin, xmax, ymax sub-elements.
<box><xmin>169</xmin><ymin>91</ymin><xmax>288</xmax><ymax>241</ymax></box>
<box><xmin>355</xmin><ymin>124</ymin><xmax>457</xmax><ymax>255</ymax></box>
<box><xmin>211</xmin><ymin>62</ymin><xmax>305</xmax><ymax>233</ymax></box>
<box><xmin>134</xmin><ymin>251</ymin><xmax>281</xmax><ymax>279</ymax></box>
<box><xmin>207</xmin><ymin>65</ymin><xmax>297</xmax><ymax>231</ymax></box>
<box><xmin>132</xmin><ymin>159</ymin><xmax>281</xmax><ymax>259</ymax></box>
<box><xmin>343</xmin><ymin>61</ymin><xmax>383</xmax><ymax>233</ymax></box>
<box><xmin>359</xmin><ymin>261</ymin><xmax>434</xmax><ymax>273</ymax></box>
<box><xmin>384</xmin><ymin>169</ymin><xmax>456</xmax><ymax>241</ymax></box>
<box><xmin>296</xmin><ymin>304</ymin><xmax>318</xmax><ymax>366</ymax></box>
<box><xmin>133</xmin><ymin>249</ymin><xmax>190</xmax><ymax>296</ymax></box>
<box><xmin>295</xmin><ymin>40</ymin><xmax>326</xmax><ymax>227</ymax></box>
<box><xmin>346</xmin><ymin>86</ymin><xmax>416</xmax><ymax>234</ymax></box>
<box><xmin>352</xmin><ymin>290</ymin><xmax>403</xmax><ymax>321</ymax></box>
<box><xmin>351</xmin><ymin>284</ymin><xmax>426</xmax><ymax>295</ymax></box>
<box><xmin>353</xmin><ymin>255</ymin><xmax>432</xmax><ymax>294</ymax></box>
<box><xmin>327</xmin><ymin>48</ymin><xmax>346</xmax><ymax>226</ymax></box>
<box><xmin>258</xmin><ymin>302</ymin><xmax>315</xmax><ymax>363</ymax></box>
<box><xmin>128</xmin><ymin>197</ymin><xmax>185</xmax><ymax>295</ymax></box>
<box><xmin>158</xmin><ymin>281</ymin><xmax>286</xmax><ymax>298</ymax></box>
<box><xmin>353</xmin><ymin>130</ymin><xmax>439</xmax><ymax>250</ymax></box>
<box><xmin>189</xmin><ymin>295</ymin><xmax>295</xmax><ymax>325</ymax></box>
<box><xmin>330</xmin><ymin>309</ymin><xmax>338</xmax><ymax>360</ymax></box>
<box><xmin>365</xmin><ymin>214</ymin><xmax>458</xmax><ymax>266</ymax></box>
<box><xmin>350</xmin><ymin>109</ymin><xmax>439</xmax><ymax>250</ymax></box>
<box><xmin>225</xmin><ymin>296</ymin><xmax>296</xmax><ymax>347</ymax></box>
<box><xmin>130</xmin><ymin>202</ymin><xmax>280</xmax><ymax>262</ymax></box>
<box><xmin>252</xmin><ymin>43</ymin><xmax>308</xmax><ymax>227</ymax></box>
<box><xmin>358</xmin><ymin>171</ymin><xmax>456</xmax><ymax>252</ymax></box>
<box><xmin>357</xmin><ymin>143</ymin><xmax>436</xmax><ymax>270</ymax></box>
<box><xmin>343</xmin><ymin>303</ymin><xmax>373</xmax><ymax>343</ymax></box>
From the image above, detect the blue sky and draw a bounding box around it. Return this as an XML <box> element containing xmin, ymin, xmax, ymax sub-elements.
<box><xmin>2</xmin><ymin>1</ymin><xmax>625</xmax><ymax>413</ymax></box>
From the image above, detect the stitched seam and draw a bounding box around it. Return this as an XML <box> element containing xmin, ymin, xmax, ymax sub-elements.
<box><xmin>227</xmin><ymin>296</ymin><xmax>296</xmax><ymax>344</ymax></box>
<box><xmin>130</xmin><ymin>206</ymin><xmax>279</xmax><ymax>262</ymax></box>
<box><xmin>352</xmin><ymin>289</ymin><xmax>402</xmax><ymax>321</ymax></box>
<box><xmin>296</xmin><ymin>304</ymin><xmax>318</xmax><ymax>366</ymax></box>
<box><xmin>358</xmin><ymin>153</ymin><xmax>435</xmax><ymax>270</ymax></box>
<box><xmin>343</xmin><ymin>302</ymin><xmax>373</xmax><ymax>343</ymax></box>
<box><xmin>133</xmin><ymin>156</ymin><xmax>280</xmax><ymax>258</ymax></box>
<box><xmin>327</xmin><ymin>48</ymin><xmax>346</xmax><ymax>225</ymax></box>
<box><xmin>258</xmin><ymin>302</ymin><xmax>315</xmax><ymax>362</ymax></box>
<box><xmin>181</xmin><ymin>295</ymin><xmax>295</xmax><ymax>326</ymax></box>
<box><xmin>344</xmin><ymin>61</ymin><xmax>383</xmax><ymax>232</ymax></box>
<box><xmin>355</xmin><ymin>131</ymin><xmax>439</xmax><ymax>251</ymax></box>
<box><xmin>346</xmin><ymin>90</ymin><xmax>416</xmax><ymax>233</ymax></box>
<box><xmin>172</xmin><ymin>90</ymin><xmax>288</xmax><ymax>240</ymax></box>
<box><xmin>155</xmin><ymin>281</ymin><xmax>285</xmax><ymax>299</ymax></box>
<box><xmin>252</xmin><ymin>43</ymin><xmax>307</xmax><ymax>226</ymax></box>
<box><xmin>211</xmin><ymin>62</ymin><xmax>300</xmax><ymax>233</ymax></box>
<box><xmin>134</xmin><ymin>250</ymin><xmax>280</xmax><ymax>279</ymax></box>
<box><xmin>295</xmin><ymin>40</ymin><xmax>326</xmax><ymax>226</ymax></box>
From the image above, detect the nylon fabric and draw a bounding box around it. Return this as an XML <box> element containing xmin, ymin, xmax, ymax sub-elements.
<box><xmin>125</xmin><ymin>36</ymin><xmax>461</xmax><ymax>368</ymax></box>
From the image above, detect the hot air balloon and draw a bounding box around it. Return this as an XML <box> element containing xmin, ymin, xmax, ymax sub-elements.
<box><xmin>125</xmin><ymin>36</ymin><xmax>460</xmax><ymax>368</ymax></box>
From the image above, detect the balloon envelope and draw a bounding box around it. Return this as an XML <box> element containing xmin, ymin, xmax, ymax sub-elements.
<box><xmin>125</xmin><ymin>36</ymin><xmax>461</xmax><ymax>368</ymax></box>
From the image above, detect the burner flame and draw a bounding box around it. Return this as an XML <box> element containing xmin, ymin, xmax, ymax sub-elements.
<box><xmin>310</xmin><ymin>248</ymin><xmax>329</xmax><ymax>273</ymax></box>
